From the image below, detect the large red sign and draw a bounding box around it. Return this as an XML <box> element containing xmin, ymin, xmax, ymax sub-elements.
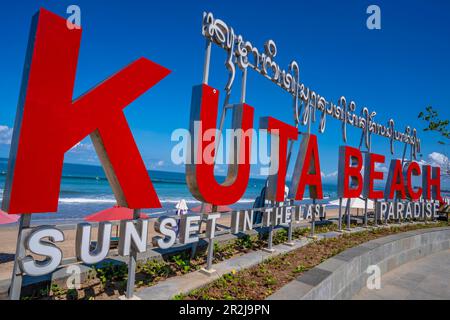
<box><xmin>1</xmin><ymin>9</ymin><xmax>443</xmax><ymax>216</ymax></box>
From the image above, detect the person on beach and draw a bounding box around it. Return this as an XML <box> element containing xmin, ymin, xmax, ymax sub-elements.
<box><xmin>175</xmin><ymin>199</ymin><xmax>189</xmax><ymax>234</ymax></box>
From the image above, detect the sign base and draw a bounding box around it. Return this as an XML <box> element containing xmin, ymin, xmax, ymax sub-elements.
<box><xmin>199</xmin><ymin>268</ymin><xmax>217</xmax><ymax>276</ymax></box>
<box><xmin>118</xmin><ymin>295</ymin><xmax>141</xmax><ymax>300</ymax></box>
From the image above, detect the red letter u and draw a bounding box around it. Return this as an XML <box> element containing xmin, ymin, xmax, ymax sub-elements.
<box><xmin>186</xmin><ymin>84</ymin><xmax>254</xmax><ymax>205</ymax></box>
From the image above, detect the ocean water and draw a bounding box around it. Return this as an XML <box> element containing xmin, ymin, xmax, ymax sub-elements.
<box><xmin>0</xmin><ymin>158</ymin><xmax>338</xmax><ymax>224</ymax></box>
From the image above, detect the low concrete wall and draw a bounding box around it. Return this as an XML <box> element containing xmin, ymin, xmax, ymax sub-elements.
<box><xmin>268</xmin><ymin>227</ymin><xmax>450</xmax><ymax>300</ymax></box>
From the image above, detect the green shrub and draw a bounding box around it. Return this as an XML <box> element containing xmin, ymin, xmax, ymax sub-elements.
<box><xmin>293</xmin><ymin>264</ymin><xmax>307</xmax><ymax>274</ymax></box>
<box><xmin>264</xmin><ymin>275</ymin><xmax>277</xmax><ymax>286</ymax></box>
<box><xmin>94</xmin><ymin>262</ymin><xmax>128</xmax><ymax>285</ymax></box>
<box><xmin>138</xmin><ymin>259</ymin><xmax>172</xmax><ymax>279</ymax></box>
<box><xmin>214</xmin><ymin>241</ymin><xmax>235</xmax><ymax>261</ymax></box>
<box><xmin>273</xmin><ymin>229</ymin><xmax>288</xmax><ymax>245</ymax></box>
<box><xmin>170</xmin><ymin>253</ymin><xmax>192</xmax><ymax>274</ymax></box>
<box><xmin>293</xmin><ymin>227</ymin><xmax>309</xmax><ymax>238</ymax></box>
<box><xmin>234</xmin><ymin>235</ymin><xmax>258</xmax><ymax>250</ymax></box>
<box><xmin>50</xmin><ymin>283</ymin><xmax>66</xmax><ymax>297</ymax></box>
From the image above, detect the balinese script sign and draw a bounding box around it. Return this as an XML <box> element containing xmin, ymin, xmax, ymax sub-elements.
<box><xmin>201</xmin><ymin>12</ymin><xmax>421</xmax><ymax>157</ymax></box>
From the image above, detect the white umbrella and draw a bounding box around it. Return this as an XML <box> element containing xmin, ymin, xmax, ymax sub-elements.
<box><xmin>284</xmin><ymin>185</ymin><xmax>289</xmax><ymax>200</ymax></box>
<box><xmin>328</xmin><ymin>197</ymin><xmax>374</xmax><ymax>210</ymax></box>
<box><xmin>175</xmin><ymin>199</ymin><xmax>189</xmax><ymax>214</ymax></box>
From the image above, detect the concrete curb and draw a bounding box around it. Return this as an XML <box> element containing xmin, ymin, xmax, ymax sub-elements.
<box><xmin>135</xmin><ymin>238</ymin><xmax>313</xmax><ymax>300</ymax></box>
<box><xmin>267</xmin><ymin>226</ymin><xmax>450</xmax><ymax>300</ymax></box>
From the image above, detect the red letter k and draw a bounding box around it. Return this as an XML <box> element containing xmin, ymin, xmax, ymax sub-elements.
<box><xmin>3</xmin><ymin>9</ymin><xmax>170</xmax><ymax>214</ymax></box>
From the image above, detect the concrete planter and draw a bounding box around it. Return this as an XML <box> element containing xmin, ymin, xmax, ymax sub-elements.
<box><xmin>268</xmin><ymin>227</ymin><xmax>450</xmax><ymax>300</ymax></box>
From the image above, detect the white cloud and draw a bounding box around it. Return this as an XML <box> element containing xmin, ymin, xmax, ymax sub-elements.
<box><xmin>415</xmin><ymin>152</ymin><xmax>449</xmax><ymax>174</ymax></box>
<box><xmin>374</xmin><ymin>162</ymin><xmax>389</xmax><ymax>173</ymax></box>
<box><xmin>427</xmin><ymin>152</ymin><xmax>448</xmax><ymax>169</ymax></box>
<box><xmin>69</xmin><ymin>142</ymin><xmax>95</xmax><ymax>153</ymax></box>
<box><xmin>321</xmin><ymin>171</ymin><xmax>338</xmax><ymax>179</ymax></box>
<box><xmin>413</xmin><ymin>152</ymin><xmax>449</xmax><ymax>180</ymax></box>
<box><xmin>147</xmin><ymin>159</ymin><xmax>167</xmax><ymax>170</ymax></box>
<box><xmin>0</xmin><ymin>125</ymin><xmax>13</xmax><ymax>145</ymax></box>
<box><xmin>417</xmin><ymin>159</ymin><xmax>428</xmax><ymax>166</ymax></box>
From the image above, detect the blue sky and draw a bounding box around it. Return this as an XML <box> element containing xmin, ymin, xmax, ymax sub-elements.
<box><xmin>0</xmin><ymin>0</ymin><xmax>449</xmax><ymax>187</ymax></box>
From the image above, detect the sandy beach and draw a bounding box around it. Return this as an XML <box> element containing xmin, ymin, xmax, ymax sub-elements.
<box><xmin>0</xmin><ymin>208</ymin><xmax>349</xmax><ymax>281</ymax></box>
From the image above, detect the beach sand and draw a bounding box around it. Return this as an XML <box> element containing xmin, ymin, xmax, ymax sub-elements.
<box><xmin>0</xmin><ymin>216</ymin><xmax>231</xmax><ymax>280</ymax></box>
<box><xmin>0</xmin><ymin>208</ymin><xmax>349</xmax><ymax>282</ymax></box>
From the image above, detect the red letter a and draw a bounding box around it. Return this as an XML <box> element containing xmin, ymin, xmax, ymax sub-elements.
<box><xmin>2</xmin><ymin>9</ymin><xmax>170</xmax><ymax>214</ymax></box>
<box><xmin>290</xmin><ymin>134</ymin><xmax>323</xmax><ymax>200</ymax></box>
<box><xmin>386</xmin><ymin>159</ymin><xmax>406</xmax><ymax>200</ymax></box>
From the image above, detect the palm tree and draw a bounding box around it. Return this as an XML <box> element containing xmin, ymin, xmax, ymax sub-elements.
<box><xmin>418</xmin><ymin>106</ymin><xmax>449</xmax><ymax>178</ymax></box>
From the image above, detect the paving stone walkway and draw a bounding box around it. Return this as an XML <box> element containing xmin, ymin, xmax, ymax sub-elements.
<box><xmin>353</xmin><ymin>249</ymin><xmax>450</xmax><ymax>300</ymax></box>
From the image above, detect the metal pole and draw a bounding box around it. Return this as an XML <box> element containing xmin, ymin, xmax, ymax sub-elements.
<box><xmin>264</xmin><ymin>202</ymin><xmax>275</xmax><ymax>253</ymax></box>
<box><xmin>286</xmin><ymin>200</ymin><xmax>295</xmax><ymax>246</ymax></box>
<box><xmin>363</xmin><ymin>147</ymin><xmax>371</xmax><ymax>229</ymax></box>
<box><xmin>346</xmin><ymin>199</ymin><xmax>351</xmax><ymax>231</ymax></box>
<box><xmin>204</xmin><ymin>205</ymin><xmax>217</xmax><ymax>272</ymax></box>
<box><xmin>202</xmin><ymin>40</ymin><xmax>212</xmax><ymax>85</ymax></box>
<box><xmin>307</xmin><ymin>106</ymin><xmax>312</xmax><ymax>134</ymax></box>
<box><xmin>240</xmin><ymin>68</ymin><xmax>247</xmax><ymax>104</ymax></box>
<box><xmin>309</xmin><ymin>199</ymin><xmax>316</xmax><ymax>238</ymax></box>
<box><xmin>338</xmin><ymin>197</ymin><xmax>343</xmax><ymax>232</ymax></box>
<box><xmin>383</xmin><ymin>187</ymin><xmax>389</xmax><ymax>225</ymax></box>
<box><xmin>267</xmin><ymin>223</ymin><xmax>274</xmax><ymax>251</ymax></box>
<box><xmin>360</xmin><ymin>132</ymin><xmax>372</xmax><ymax>229</ymax></box>
<box><xmin>9</xmin><ymin>214</ymin><xmax>32</xmax><ymax>300</ymax></box>
<box><xmin>125</xmin><ymin>209</ymin><xmax>141</xmax><ymax>299</ymax></box>
<box><xmin>397</xmin><ymin>143</ymin><xmax>408</xmax><ymax>225</ymax></box>
<box><xmin>205</xmin><ymin>238</ymin><xmax>214</xmax><ymax>271</ymax></box>
<box><xmin>363</xmin><ymin>198</ymin><xmax>368</xmax><ymax>228</ymax></box>
<box><xmin>374</xmin><ymin>199</ymin><xmax>378</xmax><ymax>227</ymax></box>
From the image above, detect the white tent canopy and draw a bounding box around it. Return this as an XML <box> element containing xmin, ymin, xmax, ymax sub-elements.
<box><xmin>175</xmin><ymin>199</ymin><xmax>189</xmax><ymax>214</ymax></box>
<box><xmin>328</xmin><ymin>197</ymin><xmax>374</xmax><ymax>210</ymax></box>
